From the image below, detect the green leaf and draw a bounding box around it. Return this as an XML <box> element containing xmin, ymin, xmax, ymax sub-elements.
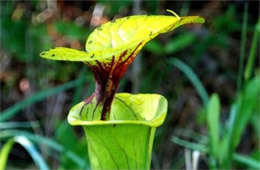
<box><xmin>54</xmin><ymin>21</ymin><xmax>91</xmax><ymax>41</ymax></box>
<box><xmin>174</xmin><ymin>128</ymin><xmax>209</xmax><ymax>144</ymax></box>
<box><xmin>0</xmin><ymin>136</ymin><xmax>49</xmax><ymax>170</ymax></box>
<box><xmin>98</xmin><ymin>0</ymin><xmax>132</xmax><ymax>17</ymax></box>
<box><xmin>171</xmin><ymin>137</ymin><xmax>260</xmax><ymax>169</ymax></box>
<box><xmin>14</xmin><ymin>136</ymin><xmax>49</xmax><ymax>170</ymax></box>
<box><xmin>169</xmin><ymin>58</ymin><xmax>209</xmax><ymax>106</ymax></box>
<box><xmin>68</xmin><ymin>93</ymin><xmax>168</xmax><ymax>169</ymax></box>
<box><xmin>0</xmin><ymin>138</ymin><xmax>15</xmax><ymax>170</ymax></box>
<box><xmin>165</xmin><ymin>32</ymin><xmax>196</xmax><ymax>54</ymax></box>
<box><xmin>40</xmin><ymin>14</ymin><xmax>204</xmax><ymax>62</ymax></box>
<box><xmin>250</xmin><ymin>113</ymin><xmax>260</xmax><ymax>138</ymax></box>
<box><xmin>228</xmin><ymin>76</ymin><xmax>259</xmax><ymax>150</ymax></box>
<box><xmin>237</xmin><ymin>3</ymin><xmax>248</xmax><ymax>91</ymax></box>
<box><xmin>0</xmin><ymin>121</ymin><xmax>39</xmax><ymax>129</ymax></box>
<box><xmin>40</xmin><ymin>47</ymin><xmax>93</xmax><ymax>62</ymax></box>
<box><xmin>207</xmin><ymin>94</ymin><xmax>220</xmax><ymax>158</ymax></box>
<box><xmin>221</xmin><ymin>76</ymin><xmax>260</xmax><ymax>167</ymax></box>
<box><xmin>233</xmin><ymin>153</ymin><xmax>260</xmax><ymax>169</ymax></box>
<box><xmin>171</xmin><ymin>136</ymin><xmax>208</xmax><ymax>153</ymax></box>
<box><xmin>0</xmin><ymin>130</ymin><xmax>89</xmax><ymax>169</ymax></box>
<box><xmin>244</xmin><ymin>17</ymin><xmax>260</xmax><ymax>81</ymax></box>
<box><xmin>213</xmin><ymin>5</ymin><xmax>241</xmax><ymax>34</ymax></box>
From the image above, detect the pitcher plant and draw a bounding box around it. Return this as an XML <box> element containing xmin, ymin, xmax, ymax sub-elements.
<box><xmin>40</xmin><ymin>10</ymin><xmax>204</xmax><ymax>169</ymax></box>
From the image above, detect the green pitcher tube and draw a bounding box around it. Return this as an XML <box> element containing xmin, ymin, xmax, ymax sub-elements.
<box><xmin>68</xmin><ymin>93</ymin><xmax>168</xmax><ymax>169</ymax></box>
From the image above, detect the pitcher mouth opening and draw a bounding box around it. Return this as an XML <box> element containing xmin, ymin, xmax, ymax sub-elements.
<box><xmin>68</xmin><ymin>93</ymin><xmax>168</xmax><ymax>128</ymax></box>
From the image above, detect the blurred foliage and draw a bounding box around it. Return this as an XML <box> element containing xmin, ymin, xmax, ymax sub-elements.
<box><xmin>0</xmin><ymin>0</ymin><xmax>259</xmax><ymax>169</ymax></box>
<box><xmin>1</xmin><ymin>1</ymin><xmax>52</xmax><ymax>62</ymax></box>
<box><xmin>54</xmin><ymin>21</ymin><xmax>91</xmax><ymax>41</ymax></box>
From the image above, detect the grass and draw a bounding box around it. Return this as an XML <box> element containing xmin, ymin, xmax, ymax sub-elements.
<box><xmin>169</xmin><ymin>13</ymin><xmax>259</xmax><ymax>167</ymax></box>
<box><xmin>0</xmin><ymin>129</ymin><xmax>90</xmax><ymax>169</ymax></box>
<box><xmin>244</xmin><ymin>17</ymin><xmax>260</xmax><ymax>81</ymax></box>
<box><xmin>0</xmin><ymin>136</ymin><xmax>49</xmax><ymax>170</ymax></box>
<box><xmin>169</xmin><ymin>58</ymin><xmax>209</xmax><ymax>106</ymax></box>
<box><xmin>0</xmin><ymin>76</ymin><xmax>87</xmax><ymax>122</ymax></box>
<box><xmin>237</xmin><ymin>3</ymin><xmax>248</xmax><ymax>91</ymax></box>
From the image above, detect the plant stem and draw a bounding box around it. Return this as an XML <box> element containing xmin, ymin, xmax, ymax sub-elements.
<box><xmin>244</xmin><ymin>17</ymin><xmax>260</xmax><ymax>81</ymax></box>
<box><xmin>237</xmin><ymin>3</ymin><xmax>248</xmax><ymax>91</ymax></box>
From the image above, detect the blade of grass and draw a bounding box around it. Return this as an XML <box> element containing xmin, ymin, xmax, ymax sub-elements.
<box><xmin>0</xmin><ymin>138</ymin><xmax>15</xmax><ymax>170</ymax></box>
<box><xmin>207</xmin><ymin>94</ymin><xmax>220</xmax><ymax>158</ymax></box>
<box><xmin>237</xmin><ymin>3</ymin><xmax>248</xmax><ymax>91</ymax></box>
<box><xmin>169</xmin><ymin>58</ymin><xmax>209</xmax><ymax>106</ymax></box>
<box><xmin>244</xmin><ymin>17</ymin><xmax>260</xmax><ymax>81</ymax></box>
<box><xmin>165</xmin><ymin>32</ymin><xmax>196</xmax><ymax>54</ymax></box>
<box><xmin>171</xmin><ymin>136</ymin><xmax>208</xmax><ymax>153</ymax></box>
<box><xmin>180</xmin><ymin>1</ymin><xmax>190</xmax><ymax>16</ymax></box>
<box><xmin>233</xmin><ymin>153</ymin><xmax>260</xmax><ymax>169</ymax></box>
<box><xmin>0</xmin><ymin>77</ymin><xmax>87</xmax><ymax>122</ymax></box>
<box><xmin>171</xmin><ymin>137</ymin><xmax>260</xmax><ymax>168</ymax></box>
<box><xmin>222</xmin><ymin>76</ymin><xmax>259</xmax><ymax>168</ymax></box>
<box><xmin>14</xmin><ymin>136</ymin><xmax>49</xmax><ymax>170</ymax></box>
<box><xmin>230</xmin><ymin>76</ymin><xmax>259</xmax><ymax>149</ymax></box>
<box><xmin>0</xmin><ymin>130</ymin><xmax>89</xmax><ymax>168</ymax></box>
<box><xmin>0</xmin><ymin>121</ymin><xmax>39</xmax><ymax>129</ymax></box>
<box><xmin>174</xmin><ymin>128</ymin><xmax>208</xmax><ymax>143</ymax></box>
<box><xmin>0</xmin><ymin>136</ymin><xmax>49</xmax><ymax>170</ymax></box>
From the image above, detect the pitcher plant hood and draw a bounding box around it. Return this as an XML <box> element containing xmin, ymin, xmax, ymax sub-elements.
<box><xmin>40</xmin><ymin>11</ymin><xmax>205</xmax><ymax>120</ymax></box>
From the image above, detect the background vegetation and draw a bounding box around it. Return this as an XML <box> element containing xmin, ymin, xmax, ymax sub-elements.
<box><xmin>0</xmin><ymin>0</ymin><xmax>259</xmax><ymax>169</ymax></box>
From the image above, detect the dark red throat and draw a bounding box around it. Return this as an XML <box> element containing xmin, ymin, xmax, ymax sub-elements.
<box><xmin>84</xmin><ymin>42</ymin><xmax>143</xmax><ymax>120</ymax></box>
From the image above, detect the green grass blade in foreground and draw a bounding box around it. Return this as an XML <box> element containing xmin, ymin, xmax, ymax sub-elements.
<box><xmin>233</xmin><ymin>153</ymin><xmax>260</xmax><ymax>169</ymax></box>
<box><xmin>0</xmin><ymin>121</ymin><xmax>39</xmax><ymax>129</ymax></box>
<box><xmin>171</xmin><ymin>137</ymin><xmax>260</xmax><ymax>169</ymax></box>
<box><xmin>207</xmin><ymin>94</ymin><xmax>220</xmax><ymax>158</ymax></box>
<box><xmin>228</xmin><ymin>76</ymin><xmax>259</xmax><ymax>150</ymax></box>
<box><xmin>0</xmin><ymin>138</ymin><xmax>15</xmax><ymax>170</ymax></box>
<box><xmin>0</xmin><ymin>130</ymin><xmax>88</xmax><ymax>169</ymax></box>
<box><xmin>169</xmin><ymin>58</ymin><xmax>209</xmax><ymax>106</ymax></box>
<box><xmin>14</xmin><ymin>136</ymin><xmax>49</xmax><ymax>170</ymax></box>
<box><xmin>219</xmin><ymin>76</ymin><xmax>259</xmax><ymax>168</ymax></box>
<box><xmin>0</xmin><ymin>136</ymin><xmax>49</xmax><ymax>170</ymax></box>
<box><xmin>244</xmin><ymin>17</ymin><xmax>260</xmax><ymax>81</ymax></box>
<box><xmin>171</xmin><ymin>136</ymin><xmax>208</xmax><ymax>153</ymax></box>
<box><xmin>174</xmin><ymin>128</ymin><xmax>208</xmax><ymax>143</ymax></box>
<box><xmin>237</xmin><ymin>3</ymin><xmax>248</xmax><ymax>91</ymax></box>
<box><xmin>0</xmin><ymin>77</ymin><xmax>87</xmax><ymax>122</ymax></box>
